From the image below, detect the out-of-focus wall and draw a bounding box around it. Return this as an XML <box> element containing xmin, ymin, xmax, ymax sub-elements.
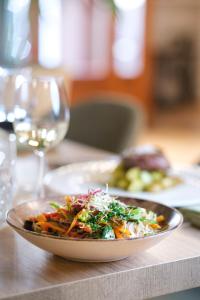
<box><xmin>153</xmin><ymin>0</ymin><xmax>200</xmax><ymax>102</ymax></box>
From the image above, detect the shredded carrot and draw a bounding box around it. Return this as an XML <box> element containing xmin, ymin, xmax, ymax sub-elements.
<box><xmin>66</xmin><ymin>210</ymin><xmax>84</xmax><ymax>235</ymax></box>
<box><xmin>65</xmin><ymin>196</ymin><xmax>72</xmax><ymax>209</ymax></box>
<box><xmin>114</xmin><ymin>228</ymin><xmax>123</xmax><ymax>239</ymax></box>
<box><xmin>37</xmin><ymin>214</ymin><xmax>47</xmax><ymax>222</ymax></box>
<box><xmin>114</xmin><ymin>222</ymin><xmax>131</xmax><ymax>239</ymax></box>
<box><xmin>150</xmin><ymin>223</ymin><xmax>161</xmax><ymax>230</ymax></box>
<box><xmin>65</xmin><ymin>195</ymin><xmax>72</xmax><ymax>202</ymax></box>
<box><xmin>37</xmin><ymin>221</ymin><xmax>66</xmax><ymax>233</ymax></box>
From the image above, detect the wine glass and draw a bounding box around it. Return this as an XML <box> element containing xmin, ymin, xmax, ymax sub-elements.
<box><xmin>0</xmin><ymin>67</ymin><xmax>31</xmax><ymax>128</ymax></box>
<box><xmin>14</xmin><ymin>76</ymin><xmax>70</xmax><ymax>198</ymax></box>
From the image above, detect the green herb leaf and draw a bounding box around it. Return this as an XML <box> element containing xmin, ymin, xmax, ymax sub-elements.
<box><xmin>101</xmin><ymin>225</ymin><xmax>115</xmax><ymax>239</ymax></box>
<box><xmin>49</xmin><ymin>202</ymin><xmax>61</xmax><ymax>210</ymax></box>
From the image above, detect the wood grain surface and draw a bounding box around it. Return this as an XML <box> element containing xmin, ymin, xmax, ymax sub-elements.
<box><xmin>0</xmin><ymin>223</ymin><xmax>200</xmax><ymax>300</ymax></box>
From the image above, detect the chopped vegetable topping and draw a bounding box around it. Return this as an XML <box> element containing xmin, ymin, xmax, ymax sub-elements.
<box><xmin>24</xmin><ymin>190</ymin><xmax>166</xmax><ymax>239</ymax></box>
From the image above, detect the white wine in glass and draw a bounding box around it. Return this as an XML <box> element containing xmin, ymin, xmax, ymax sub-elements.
<box><xmin>15</xmin><ymin>121</ymin><xmax>68</xmax><ymax>151</ymax></box>
<box><xmin>14</xmin><ymin>76</ymin><xmax>70</xmax><ymax>198</ymax></box>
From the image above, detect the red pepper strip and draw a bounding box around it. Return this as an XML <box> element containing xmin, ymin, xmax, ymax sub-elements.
<box><xmin>44</xmin><ymin>212</ymin><xmax>60</xmax><ymax>219</ymax></box>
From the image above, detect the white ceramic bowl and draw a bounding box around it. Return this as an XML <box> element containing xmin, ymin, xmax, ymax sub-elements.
<box><xmin>7</xmin><ymin>197</ymin><xmax>183</xmax><ymax>262</ymax></box>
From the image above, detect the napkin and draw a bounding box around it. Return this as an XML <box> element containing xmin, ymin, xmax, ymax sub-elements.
<box><xmin>180</xmin><ymin>206</ymin><xmax>200</xmax><ymax>228</ymax></box>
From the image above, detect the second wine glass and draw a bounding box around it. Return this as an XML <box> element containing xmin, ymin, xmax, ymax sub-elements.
<box><xmin>14</xmin><ymin>76</ymin><xmax>70</xmax><ymax>198</ymax></box>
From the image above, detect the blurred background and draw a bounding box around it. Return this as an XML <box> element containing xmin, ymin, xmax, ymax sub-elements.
<box><xmin>1</xmin><ymin>2</ymin><xmax>200</xmax><ymax>298</ymax></box>
<box><xmin>0</xmin><ymin>0</ymin><xmax>200</xmax><ymax>165</ymax></box>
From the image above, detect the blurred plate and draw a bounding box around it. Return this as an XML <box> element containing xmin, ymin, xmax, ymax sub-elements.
<box><xmin>44</xmin><ymin>159</ymin><xmax>200</xmax><ymax>207</ymax></box>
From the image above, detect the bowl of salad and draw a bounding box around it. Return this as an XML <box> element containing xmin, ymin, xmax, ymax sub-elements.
<box><xmin>7</xmin><ymin>190</ymin><xmax>183</xmax><ymax>262</ymax></box>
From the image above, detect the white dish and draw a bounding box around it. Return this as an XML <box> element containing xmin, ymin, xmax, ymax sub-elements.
<box><xmin>7</xmin><ymin>197</ymin><xmax>183</xmax><ymax>262</ymax></box>
<box><xmin>44</xmin><ymin>159</ymin><xmax>200</xmax><ymax>207</ymax></box>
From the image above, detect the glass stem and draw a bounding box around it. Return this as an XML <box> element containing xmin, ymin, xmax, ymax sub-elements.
<box><xmin>36</xmin><ymin>150</ymin><xmax>45</xmax><ymax>199</ymax></box>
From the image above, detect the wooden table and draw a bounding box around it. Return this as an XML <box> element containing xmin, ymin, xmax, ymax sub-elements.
<box><xmin>1</xmin><ymin>141</ymin><xmax>200</xmax><ymax>300</ymax></box>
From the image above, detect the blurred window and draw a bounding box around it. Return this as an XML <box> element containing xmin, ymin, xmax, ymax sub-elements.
<box><xmin>113</xmin><ymin>0</ymin><xmax>146</xmax><ymax>78</ymax></box>
<box><xmin>38</xmin><ymin>0</ymin><xmax>146</xmax><ymax>79</ymax></box>
<box><xmin>38</xmin><ymin>0</ymin><xmax>62</xmax><ymax>68</ymax></box>
<box><xmin>61</xmin><ymin>0</ymin><xmax>112</xmax><ymax>79</ymax></box>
